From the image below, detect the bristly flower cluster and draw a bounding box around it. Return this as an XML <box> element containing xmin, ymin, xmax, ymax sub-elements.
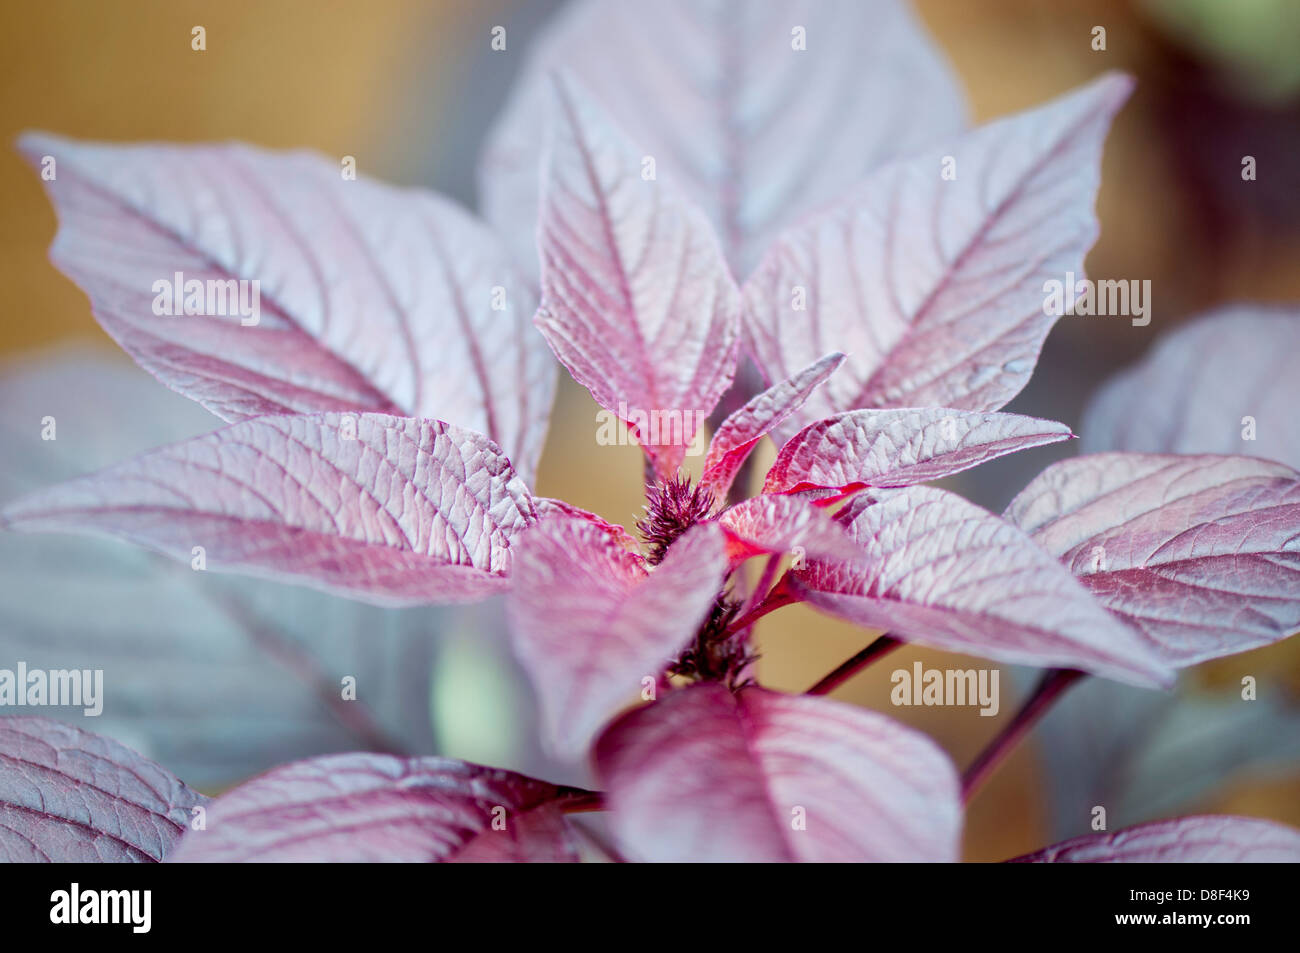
<box><xmin>636</xmin><ymin>475</ymin><xmax>716</xmax><ymax>565</ymax></box>
<box><xmin>667</xmin><ymin>595</ymin><xmax>757</xmax><ymax>689</ymax></box>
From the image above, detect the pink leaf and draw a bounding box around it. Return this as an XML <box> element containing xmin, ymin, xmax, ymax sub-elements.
<box><xmin>595</xmin><ymin>683</ymin><xmax>961</xmax><ymax>862</ymax></box>
<box><xmin>483</xmin><ymin>0</ymin><xmax>966</xmax><ymax>278</ymax></box>
<box><xmin>533</xmin><ymin>497</ymin><xmax>639</xmax><ymax>550</ymax></box>
<box><xmin>2</xmin><ymin>413</ymin><xmax>536</xmax><ymax>607</ymax></box>
<box><xmin>700</xmin><ymin>352</ymin><xmax>845</xmax><ymax>499</ymax></box>
<box><xmin>1013</xmin><ymin>815</ymin><xmax>1300</xmax><ymax>863</ymax></box>
<box><xmin>716</xmin><ymin>494</ymin><xmax>860</xmax><ymax>570</ymax></box>
<box><xmin>167</xmin><ymin>753</ymin><xmax>580</xmax><ymax>862</ymax></box>
<box><xmin>535</xmin><ymin>77</ymin><xmax>741</xmax><ymax>479</ymax></box>
<box><xmin>20</xmin><ymin>133</ymin><xmax>555</xmax><ymax>483</ymax></box>
<box><xmin>507</xmin><ymin>516</ymin><xmax>726</xmax><ymax>758</ymax></box>
<box><xmin>449</xmin><ymin>805</ymin><xmax>578</xmax><ymax>863</ymax></box>
<box><xmin>0</xmin><ymin>349</ymin><xmax>460</xmax><ymax>787</ymax></box>
<box><xmin>764</xmin><ymin>408</ymin><xmax>1073</xmax><ymax>495</ymax></box>
<box><xmin>743</xmin><ymin>74</ymin><xmax>1131</xmax><ymax>433</ymax></box>
<box><xmin>1005</xmin><ymin>453</ymin><xmax>1300</xmax><ymax>666</ymax></box>
<box><xmin>0</xmin><ymin>718</ymin><xmax>206</xmax><ymax>862</ymax></box>
<box><xmin>1083</xmin><ymin>305</ymin><xmax>1300</xmax><ymax>469</ymax></box>
<box><xmin>789</xmin><ymin>486</ymin><xmax>1172</xmax><ymax>687</ymax></box>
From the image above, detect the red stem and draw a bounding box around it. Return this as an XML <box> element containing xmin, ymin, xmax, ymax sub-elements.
<box><xmin>724</xmin><ymin>574</ymin><xmax>798</xmax><ymax>635</ymax></box>
<box><xmin>556</xmin><ymin>788</ymin><xmax>606</xmax><ymax>814</ymax></box>
<box><xmin>805</xmin><ymin>634</ymin><xmax>901</xmax><ymax>695</ymax></box>
<box><xmin>960</xmin><ymin>668</ymin><xmax>1085</xmax><ymax>803</ymax></box>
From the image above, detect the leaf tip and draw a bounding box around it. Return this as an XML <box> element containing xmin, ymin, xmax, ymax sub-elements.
<box><xmin>1086</xmin><ymin>70</ymin><xmax>1137</xmax><ymax>115</ymax></box>
<box><xmin>15</xmin><ymin>130</ymin><xmax>61</xmax><ymax>169</ymax></box>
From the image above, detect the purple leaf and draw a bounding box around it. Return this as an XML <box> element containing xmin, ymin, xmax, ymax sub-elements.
<box><xmin>0</xmin><ymin>534</ymin><xmax>449</xmax><ymax>787</ymax></box>
<box><xmin>0</xmin><ymin>348</ymin><xmax>475</xmax><ymax>787</ymax></box>
<box><xmin>1005</xmin><ymin>453</ymin><xmax>1300</xmax><ymax>666</ymax></box>
<box><xmin>743</xmin><ymin>74</ymin><xmax>1131</xmax><ymax>432</ymax></box>
<box><xmin>1083</xmin><ymin>305</ymin><xmax>1300</xmax><ymax>469</ymax></box>
<box><xmin>1013</xmin><ymin>815</ymin><xmax>1300</xmax><ymax>863</ymax></box>
<box><xmin>763</xmin><ymin>408</ymin><xmax>1073</xmax><ymax>495</ymax></box>
<box><xmin>20</xmin><ymin>133</ymin><xmax>555</xmax><ymax>483</ymax></box>
<box><xmin>789</xmin><ymin>486</ymin><xmax>1172</xmax><ymax>687</ymax></box>
<box><xmin>483</xmin><ymin>0</ymin><xmax>966</xmax><ymax>278</ymax></box>
<box><xmin>595</xmin><ymin>683</ymin><xmax>961</xmax><ymax>862</ymax></box>
<box><xmin>700</xmin><ymin>352</ymin><xmax>845</xmax><ymax>499</ymax></box>
<box><xmin>0</xmin><ymin>717</ymin><xmax>206</xmax><ymax>862</ymax></box>
<box><xmin>535</xmin><ymin>77</ymin><xmax>741</xmax><ymax>479</ymax></box>
<box><xmin>507</xmin><ymin>516</ymin><xmax>726</xmax><ymax>758</ymax></box>
<box><xmin>2</xmin><ymin>413</ymin><xmax>537</xmax><ymax>607</ymax></box>
<box><xmin>716</xmin><ymin>494</ymin><xmax>859</xmax><ymax>570</ymax></box>
<box><xmin>167</xmin><ymin>753</ymin><xmax>580</xmax><ymax>862</ymax></box>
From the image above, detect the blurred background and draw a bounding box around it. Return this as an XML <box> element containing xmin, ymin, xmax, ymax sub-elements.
<box><xmin>1</xmin><ymin>0</ymin><xmax>1298</xmax><ymax>861</ymax></box>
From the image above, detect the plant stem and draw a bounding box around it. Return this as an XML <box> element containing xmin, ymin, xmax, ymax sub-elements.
<box><xmin>960</xmin><ymin>668</ymin><xmax>1085</xmax><ymax>803</ymax></box>
<box><xmin>556</xmin><ymin>788</ymin><xmax>606</xmax><ymax>814</ymax></box>
<box><xmin>724</xmin><ymin>575</ymin><xmax>798</xmax><ymax>635</ymax></box>
<box><xmin>805</xmin><ymin>634</ymin><xmax>901</xmax><ymax>695</ymax></box>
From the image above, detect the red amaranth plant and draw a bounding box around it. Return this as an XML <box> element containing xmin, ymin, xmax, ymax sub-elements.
<box><xmin>3</xmin><ymin>0</ymin><xmax>1300</xmax><ymax>863</ymax></box>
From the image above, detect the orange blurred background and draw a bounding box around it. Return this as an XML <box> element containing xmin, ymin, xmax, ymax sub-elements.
<box><xmin>2</xmin><ymin>0</ymin><xmax>1298</xmax><ymax>861</ymax></box>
